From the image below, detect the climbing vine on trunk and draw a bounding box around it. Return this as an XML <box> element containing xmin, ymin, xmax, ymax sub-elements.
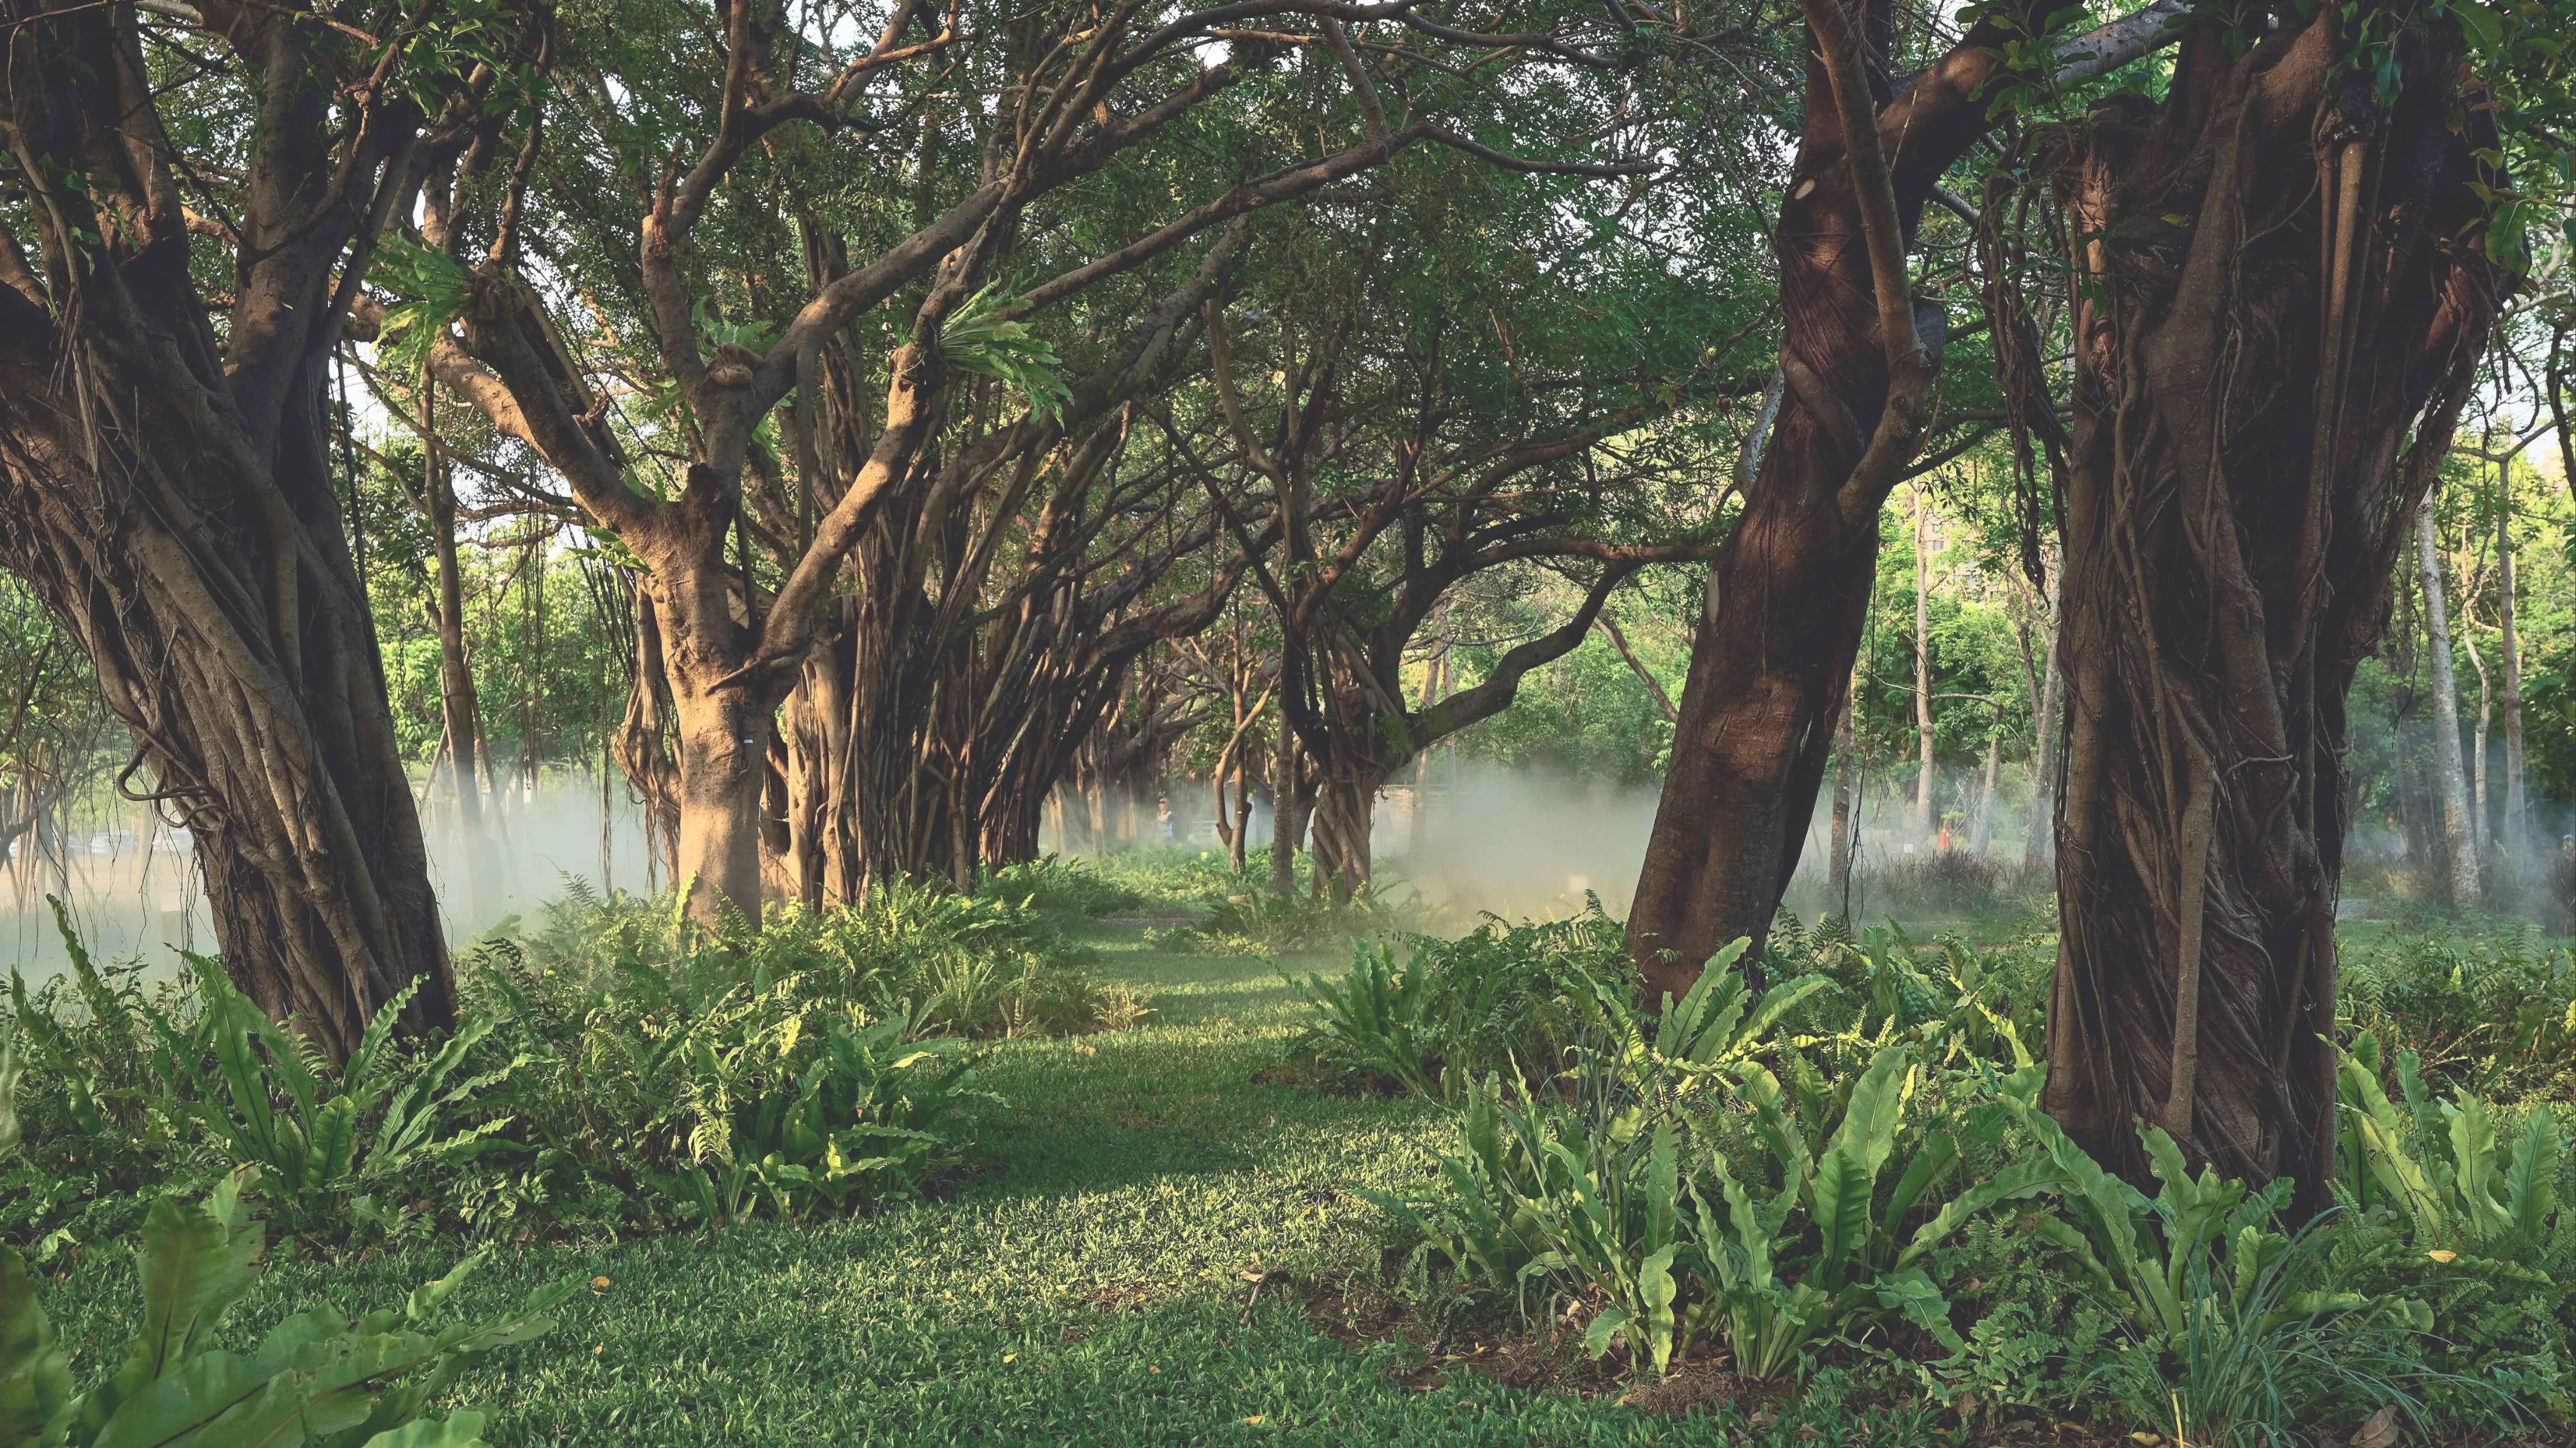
<box><xmin>2042</xmin><ymin>4</ymin><xmax>2507</xmax><ymax>1210</ymax></box>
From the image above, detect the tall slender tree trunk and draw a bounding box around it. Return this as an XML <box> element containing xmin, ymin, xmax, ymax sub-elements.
<box><xmin>2466</xmin><ymin>627</ymin><xmax>2489</xmax><ymax>860</ymax></box>
<box><xmin>1230</xmin><ymin>744</ymin><xmax>1254</xmax><ymax>872</ymax></box>
<box><xmin>424</xmin><ymin>402</ymin><xmax>497</xmax><ymax>926</ymax></box>
<box><xmin>1270</xmin><ymin>726</ymin><xmax>1300</xmax><ymax>896</ymax></box>
<box><xmin>1913</xmin><ymin>488</ymin><xmax>1937</xmax><ymax>842</ymax></box>
<box><xmin>2498</xmin><ymin>487</ymin><xmax>2526</xmax><ymax>867</ymax></box>
<box><xmin>1827</xmin><ymin>670</ymin><xmax>1861</xmax><ymax>916</ymax></box>
<box><xmin>1971</xmin><ymin>722</ymin><xmax>2000</xmax><ymax>854</ymax></box>
<box><xmin>2415</xmin><ymin>498</ymin><xmax>2479</xmax><ymax>907</ymax></box>
<box><xmin>2043</xmin><ymin>10</ymin><xmax>2502</xmax><ymax>1210</ymax></box>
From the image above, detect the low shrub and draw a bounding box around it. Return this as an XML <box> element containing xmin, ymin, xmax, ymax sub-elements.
<box><xmin>3</xmin><ymin>903</ymin><xmax>207</xmax><ymax>1250</ymax></box>
<box><xmin>1365</xmin><ymin>931</ymin><xmax>2555</xmax><ymax>1443</ymax></box>
<box><xmin>3</xmin><ymin>879</ymin><xmax>1148</xmax><ymax>1247</ymax></box>
<box><xmin>454</xmin><ymin>935</ymin><xmax>1000</xmax><ymax>1234</ymax></box>
<box><xmin>976</xmin><ymin>854</ymin><xmax>1150</xmax><ymax>921</ymax></box>
<box><xmin>0</xmin><ymin>1057</ymin><xmax>564</xmax><ymax>1447</ymax></box>
<box><xmin>1370</xmin><ymin>949</ymin><xmax>1964</xmax><ymax>1381</ymax></box>
<box><xmin>1283</xmin><ymin>906</ymin><xmax>1629</xmax><ymax>1094</ymax></box>
<box><xmin>2338</xmin><ymin>924</ymin><xmax>2576</xmax><ymax>1100</ymax></box>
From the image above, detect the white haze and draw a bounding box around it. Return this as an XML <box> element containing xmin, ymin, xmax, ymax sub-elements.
<box><xmin>0</xmin><ymin>773</ymin><xmax>653</xmax><ymax>980</ymax></box>
<box><xmin>11</xmin><ymin>754</ymin><xmax>2565</xmax><ymax>982</ymax></box>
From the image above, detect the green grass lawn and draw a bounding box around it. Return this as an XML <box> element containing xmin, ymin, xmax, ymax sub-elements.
<box><xmin>40</xmin><ymin>932</ymin><xmax>1945</xmax><ymax>1446</ymax></box>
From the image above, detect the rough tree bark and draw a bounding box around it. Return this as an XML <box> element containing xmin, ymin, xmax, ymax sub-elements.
<box><xmin>0</xmin><ymin>0</ymin><xmax>515</xmax><ymax>1054</ymax></box>
<box><xmin>2042</xmin><ymin>5</ymin><xmax>2506</xmax><ymax>1209</ymax></box>
<box><xmin>1626</xmin><ymin>0</ymin><xmax>2191</xmax><ymax>993</ymax></box>
<box><xmin>1270</xmin><ymin>725</ymin><xmax>1304</xmax><ymax>895</ymax></box>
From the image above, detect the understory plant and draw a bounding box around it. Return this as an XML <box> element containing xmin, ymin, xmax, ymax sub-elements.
<box><xmin>2</xmin><ymin>877</ymin><xmax>1118</xmax><ymax>1247</ymax></box>
<box><xmin>1285</xmin><ymin>905</ymin><xmax>1631</xmax><ymax>1095</ymax></box>
<box><xmin>152</xmin><ymin>959</ymin><xmax>518</xmax><ymax>1241</ymax></box>
<box><xmin>2338</xmin><ymin>926</ymin><xmax>2576</xmax><ymax>1100</ymax></box>
<box><xmin>2330</xmin><ymin>1035</ymin><xmax>2574</xmax><ymax>1418</ymax></box>
<box><xmin>976</xmin><ymin>855</ymin><xmax>1149</xmax><ymax>921</ymax></box>
<box><xmin>0</xmin><ymin>1057</ymin><xmax>566</xmax><ymax>1447</ymax></box>
<box><xmin>454</xmin><ymin>923</ymin><xmax>1000</xmax><ymax>1233</ymax></box>
<box><xmin>5</xmin><ymin>903</ymin><xmax>513</xmax><ymax>1247</ymax></box>
<box><xmin>1372</xmin><ymin>944</ymin><xmax>1961</xmax><ymax>1380</ymax></box>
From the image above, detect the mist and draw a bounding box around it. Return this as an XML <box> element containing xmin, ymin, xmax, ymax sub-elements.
<box><xmin>0</xmin><ymin>772</ymin><xmax>653</xmax><ymax>980</ymax></box>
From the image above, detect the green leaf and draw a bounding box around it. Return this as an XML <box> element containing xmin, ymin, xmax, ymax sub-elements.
<box><xmin>1583</xmin><ymin>1308</ymin><xmax>1629</xmax><ymax>1359</ymax></box>
<box><xmin>0</xmin><ymin>1247</ymin><xmax>73</xmax><ymax>1444</ymax></box>
<box><xmin>1874</xmin><ymin>1266</ymin><xmax>1963</xmax><ymax>1354</ymax></box>
<box><xmin>115</xmin><ymin>1186</ymin><xmax>264</xmax><ymax>1389</ymax></box>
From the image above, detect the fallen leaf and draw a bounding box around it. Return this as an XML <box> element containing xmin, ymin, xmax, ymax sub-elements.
<box><xmin>2130</xmin><ymin>1435</ymin><xmax>2162</xmax><ymax>1446</ymax></box>
<box><xmin>1242</xmin><ymin>1416</ymin><xmax>1266</xmax><ymax>1427</ymax></box>
<box><xmin>2425</xmin><ymin>1250</ymin><xmax>2457</xmax><ymax>1263</ymax></box>
<box><xmin>2352</xmin><ymin>1404</ymin><xmax>2401</xmax><ymax>1448</ymax></box>
<box><xmin>1148</xmin><ymin>1364</ymin><xmax>1161</xmax><ymax>1374</ymax></box>
<box><xmin>592</xmin><ymin>1276</ymin><xmax>611</xmax><ymax>1288</ymax></box>
<box><xmin>1002</xmin><ymin>1354</ymin><xmax>1018</xmax><ymax>1364</ymax></box>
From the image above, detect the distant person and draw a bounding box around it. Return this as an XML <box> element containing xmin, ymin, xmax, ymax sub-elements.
<box><xmin>1158</xmin><ymin>795</ymin><xmax>1173</xmax><ymax>841</ymax></box>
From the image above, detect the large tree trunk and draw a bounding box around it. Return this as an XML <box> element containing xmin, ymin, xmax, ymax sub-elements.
<box><xmin>1309</xmin><ymin>762</ymin><xmax>1382</xmax><ymax>904</ymax></box>
<box><xmin>1625</xmin><ymin>0</ymin><xmax>2193</xmax><ymax>995</ymax></box>
<box><xmin>644</xmin><ymin>545</ymin><xmax>773</xmax><ymax>922</ymax></box>
<box><xmin>0</xmin><ymin>0</ymin><xmax>463</xmax><ymax>1057</ymax></box>
<box><xmin>2413</xmin><ymin>499</ymin><xmax>2480</xmax><ymax>906</ymax></box>
<box><xmin>2042</xmin><ymin>9</ymin><xmax>2503</xmax><ymax>1210</ymax></box>
<box><xmin>1625</xmin><ymin>127</ymin><xmax>1936</xmax><ymax>989</ymax></box>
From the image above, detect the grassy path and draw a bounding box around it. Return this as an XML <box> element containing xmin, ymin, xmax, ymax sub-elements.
<box><xmin>41</xmin><ymin>936</ymin><xmax>1917</xmax><ymax>1446</ymax></box>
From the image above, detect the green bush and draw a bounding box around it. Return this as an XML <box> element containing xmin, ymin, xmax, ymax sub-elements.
<box><xmin>976</xmin><ymin>855</ymin><xmax>1148</xmax><ymax>921</ymax></box>
<box><xmin>1367</xmin><ymin>926</ymin><xmax>2557</xmax><ymax>1437</ymax></box>
<box><xmin>0</xmin><ymin>1057</ymin><xmax>563</xmax><ymax>1447</ymax></box>
<box><xmin>3</xmin><ymin>903</ymin><xmax>204</xmax><ymax>1250</ymax></box>
<box><xmin>445</xmin><ymin>894</ymin><xmax>1034</xmax><ymax>1234</ymax></box>
<box><xmin>2</xmin><ymin>882</ymin><xmax>1141</xmax><ymax>1247</ymax></box>
<box><xmin>2329</xmin><ymin>1037</ymin><xmax>2575</xmax><ymax>1419</ymax></box>
<box><xmin>1371</xmin><ymin>946</ymin><xmax>1958</xmax><ymax>1380</ymax></box>
<box><xmin>150</xmin><ymin>959</ymin><xmax>517</xmax><ymax>1242</ymax></box>
<box><xmin>2338</xmin><ymin>925</ymin><xmax>2576</xmax><ymax>1100</ymax></box>
<box><xmin>1285</xmin><ymin>907</ymin><xmax>1632</xmax><ymax>1095</ymax></box>
<box><xmin>0</xmin><ymin>1171</ymin><xmax>563</xmax><ymax>1448</ymax></box>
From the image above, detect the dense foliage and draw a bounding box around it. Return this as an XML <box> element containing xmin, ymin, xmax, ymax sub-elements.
<box><xmin>1284</xmin><ymin>900</ymin><xmax>2576</xmax><ymax>1441</ymax></box>
<box><xmin>1</xmin><ymin>878</ymin><xmax>1146</xmax><ymax>1252</ymax></box>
